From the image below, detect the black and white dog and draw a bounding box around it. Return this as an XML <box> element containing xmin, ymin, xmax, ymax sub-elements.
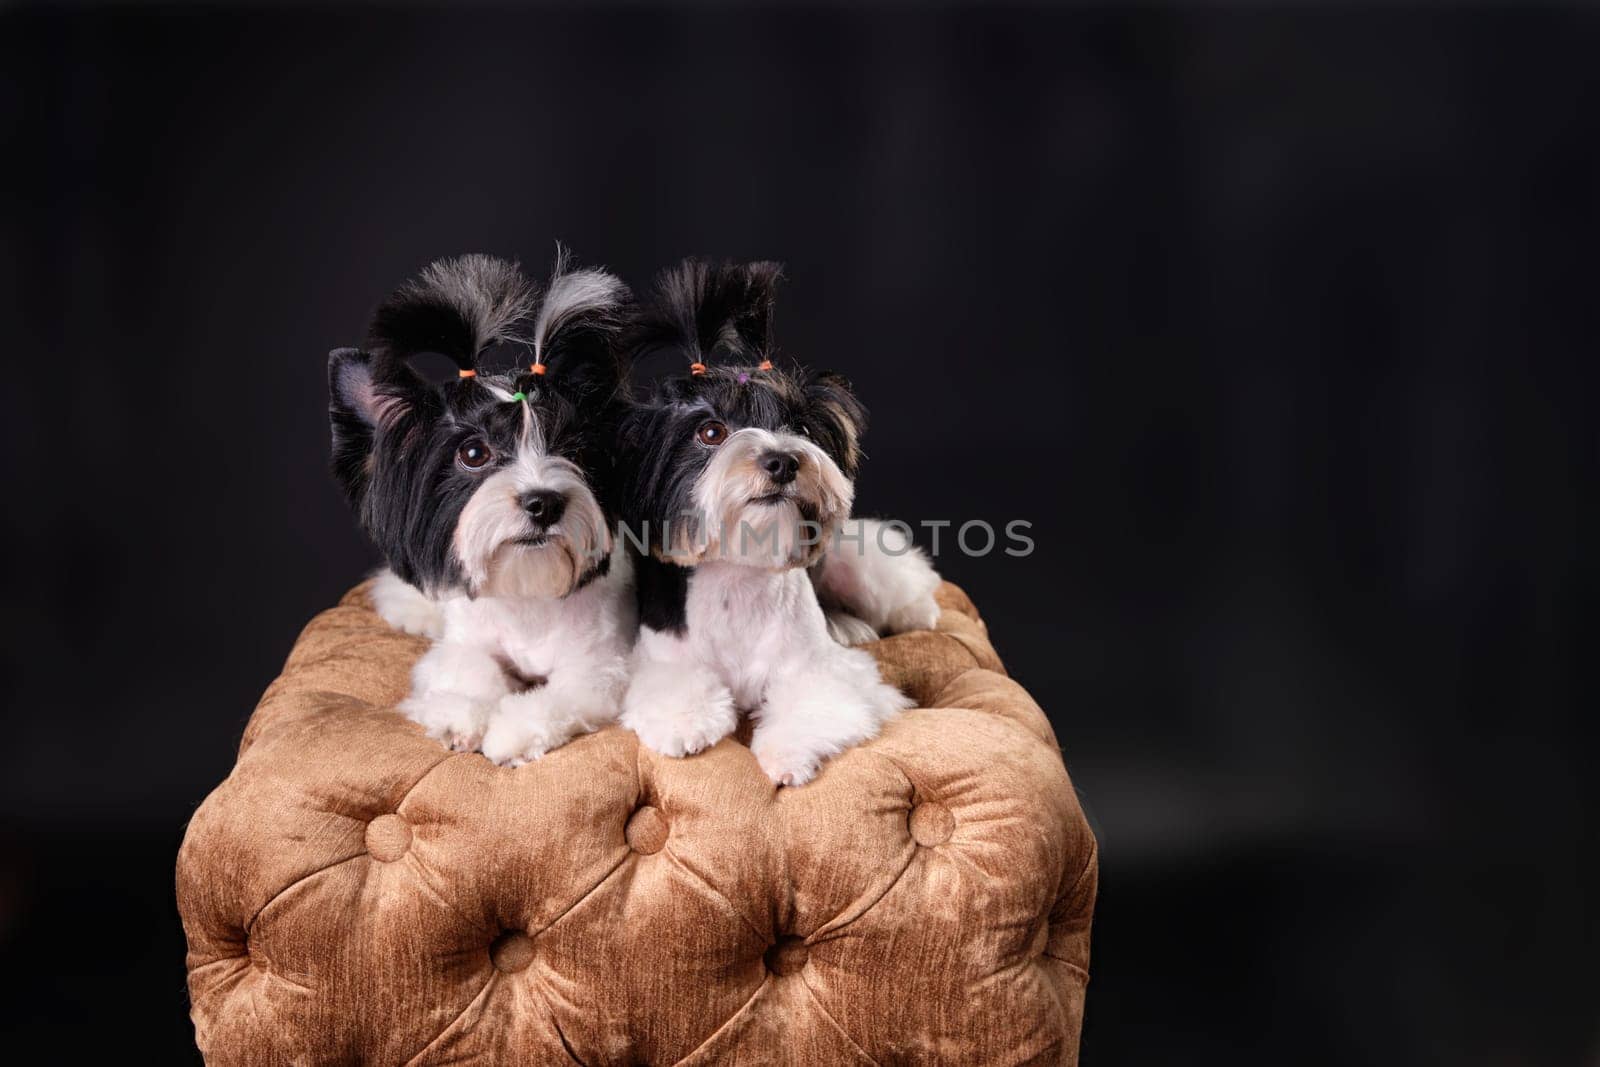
<box><xmin>615</xmin><ymin>260</ymin><xmax>918</xmax><ymax>785</ymax></box>
<box><xmin>329</xmin><ymin>252</ymin><xmax>636</xmax><ymax>766</ymax></box>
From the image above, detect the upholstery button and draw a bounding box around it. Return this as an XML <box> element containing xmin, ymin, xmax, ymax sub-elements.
<box><xmin>908</xmin><ymin>802</ymin><xmax>954</xmax><ymax>847</ymax></box>
<box><xmin>490</xmin><ymin>931</ymin><xmax>535</xmax><ymax>973</ymax></box>
<box><xmin>764</xmin><ymin>936</ymin><xmax>809</xmax><ymax>976</ymax></box>
<box><xmin>365</xmin><ymin>814</ymin><xmax>412</xmax><ymax>862</ymax></box>
<box><xmin>625</xmin><ymin>805</ymin><xmax>669</xmax><ymax>855</ymax></box>
<box><xmin>1030</xmin><ymin>919</ymin><xmax>1050</xmax><ymax>958</ymax></box>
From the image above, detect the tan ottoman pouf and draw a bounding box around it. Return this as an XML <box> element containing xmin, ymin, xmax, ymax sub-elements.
<box><xmin>176</xmin><ymin>580</ymin><xmax>1097</xmax><ymax>1064</ymax></box>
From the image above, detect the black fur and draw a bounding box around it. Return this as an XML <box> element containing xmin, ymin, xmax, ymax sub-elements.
<box><xmin>627</xmin><ymin>258</ymin><xmax>784</xmax><ymax>366</ymax></box>
<box><xmin>633</xmin><ymin>552</ymin><xmax>690</xmax><ymax>635</ymax></box>
<box><xmin>728</xmin><ymin>260</ymin><xmax>784</xmax><ymax>360</ymax></box>
<box><xmin>329</xmin><ymin>254</ymin><xmax>631</xmax><ymax>594</ymax></box>
<box><xmin>367</xmin><ymin>253</ymin><xmax>537</xmax><ymax>371</ymax></box>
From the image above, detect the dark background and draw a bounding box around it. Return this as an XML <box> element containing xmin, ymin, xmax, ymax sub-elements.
<box><xmin>2</xmin><ymin>2</ymin><xmax>1594</xmax><ymax>1063</ymax></box>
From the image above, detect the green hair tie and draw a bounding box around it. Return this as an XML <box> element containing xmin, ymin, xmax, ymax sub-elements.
<box><xmin>511</xmin><ymin>391</ymin><xmax>527</xmax><ymax>403</ymax></box>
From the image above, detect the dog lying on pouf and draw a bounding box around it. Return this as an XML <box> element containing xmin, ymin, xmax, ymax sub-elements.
<box><xmin>338</xmin><ymin>251</ymin><xmax>938</xmax><ymax>779</ymax></box>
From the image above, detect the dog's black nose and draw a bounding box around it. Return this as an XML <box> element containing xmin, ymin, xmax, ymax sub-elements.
<box><xmin>520</xmin><ymin>489</ymin><xmax>566</xmax><ymax>526</ymax></box>
<box><xmin>760</xmin><ymin>451</ymin><xmax>800</xmax><ymax>485</ymax></box>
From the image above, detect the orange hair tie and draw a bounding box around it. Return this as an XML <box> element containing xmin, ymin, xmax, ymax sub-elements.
<box><xmin>758</xmin><ymin>360</ymin><xmax>773</xmax><ymax>371</ymax></box>
<box><xmin>457</xmin><ymin>368</ymin><xmax>477</xmax><ymax>378</ymax></box>
<box><xmin>689</xmin><ymin>362</ymin><xmax>707</xmax><ymax>376</ymax></box>
<box><xmin>529</xmin><ymin>362</ymin><xmax>548</xmax><ymax>375</ymax></box>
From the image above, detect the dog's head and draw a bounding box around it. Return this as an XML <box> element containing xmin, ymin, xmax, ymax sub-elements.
<box><xmin>329</xmin><ymin>251</ymin><xmax>629</xmax><ymax>599</ymax></box>
<box><xmin>620</xmin><ymin>260</ymin><xmax>865</xmax><ymax>569</ymax></box>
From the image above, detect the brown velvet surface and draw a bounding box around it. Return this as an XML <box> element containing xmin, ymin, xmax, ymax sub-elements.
<box><xmin>177</xmin><ymin>581</ymin><xmax>1097</xmax><ymax>1065</ymax></box>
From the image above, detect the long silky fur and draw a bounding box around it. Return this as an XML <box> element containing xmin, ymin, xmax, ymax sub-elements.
<box><xmin>730</xmin><ymin>260</ymin><xmax>784</xmax><ymax>361</ymax></box>
<box><xmin>629</xmin><ymin>259</ymin><xmax>774</xmax><ymax>369</ymax></box>
<box><xmin>367</xmin><ymin>254</ymin><xmax>538</xmax><ymax>372</ymax></box>
<box><xmin>533</xmin><ymin>245</ymin><xmax>629</xmax><ymax>364</ymax></box>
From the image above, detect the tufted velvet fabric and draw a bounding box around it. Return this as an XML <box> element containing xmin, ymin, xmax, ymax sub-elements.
<box><xmin>177</xmin><ymin>581</ymin><xmax>1097</xmax><ymax>1065</ymax></box>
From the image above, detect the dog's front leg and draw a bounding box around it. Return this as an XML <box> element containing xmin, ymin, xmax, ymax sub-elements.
<box><xmin>399</xmin><ymin>639</ymin><xmax>511</xmax><ymax>753</ymax></box>
<box><xmin>480</xmin><ymin>651</ymin><xmax>630</xmax><ymax>767</ymax></box>
<box><xmin>620</xmin><ymin>627</ymin><xmax>738</xmax><ymax>759</ymax></box>
<box><xmin>752</xmin><ymin>646</ymin><xmax>913</xmax><ymax>787</ymax></box>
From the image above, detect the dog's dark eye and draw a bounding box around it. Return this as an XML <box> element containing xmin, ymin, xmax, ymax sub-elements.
<box><xmin>696</xmin><ymin>420</ymin><xmax>729</xmax><ymax>447</ymax></box>
<box><xmin>457</xmin><ymin>438</ymin><xmax>493</xmax><ymax>470</ymax></box>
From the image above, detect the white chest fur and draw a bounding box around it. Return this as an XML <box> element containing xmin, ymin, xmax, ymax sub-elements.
<box><xmin>681</xmin><ymin>563</ymin><xmax>834</xmax><ymax>709</ymax></box>
<box><xmin>439</xmin><ymin>560</ymin><xmax>636</xmax><ymax>676</ymax></box>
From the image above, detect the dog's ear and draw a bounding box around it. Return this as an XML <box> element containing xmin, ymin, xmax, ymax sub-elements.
<box><xmin>802</xmin><ymin>369</ymin><xmax>868</xmax><ymax>478</ymax></box>
<box><xmin>327</xmin><ymin>347</ymin><xmax>434</xmax><ymax>502</ymax></box>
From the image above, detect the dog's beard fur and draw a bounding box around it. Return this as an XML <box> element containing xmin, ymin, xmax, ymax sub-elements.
<box><xmin>453</xmin><ymin>427</ymin><xmax>611</xmax><ymax>599</ymax></box>
<box><xmin>677</xmin><ymin>428</ymin><xmax>853</xmax><ymax>569</ymax></box>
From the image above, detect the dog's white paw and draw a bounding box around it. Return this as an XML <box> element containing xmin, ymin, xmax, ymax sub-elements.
<box><xmin>868</xmin><ymin>676</ymin><xmax>917</xmax><ymax>719</ymax></box>
<box><xmin>370</xmin><ymin>570</ymin><xmax>445</xmax><ymax>639</ymax></box>
<box><xmin>401</xmin><ymin>692</ymin><xmax>491</xmax><ymax>753</ymax></box>
<box><xmin>622</xmin><ymin>668</ymin><xmax>738</xmax><ymax>758</ymax></box>
<box><xmin>752</xmin><ymin>743</ymin><xmax>821</xmax><ymax>788</ymax></box>
<box><xmin>480</xmin><ymin>694</ymin><xmax>570</xmax><ymax>768</ymax></box>
<box><xmin>752</xmin><ymin>648</ymin><xmax>912</xmax><ymax>786</ymax></box>
<box><xmin>884</xmin><ymin>592</ymin><xmax>940</xmax><ymax>635</ymax></box>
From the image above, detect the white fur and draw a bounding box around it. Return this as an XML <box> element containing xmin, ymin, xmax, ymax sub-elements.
<box><xmin>619</xmin><ymin>654</ymin><xmax>739</xmax><ymax>759</ymax></box>
<box><xmin>531</xmin><ymin>246</ymin><xmax>626</xmax><ymax>362</ymax></box>
<box><xmin>402</xmin><ymin>548</ymin><xmax>635</xmax><ymax>764</ymax></box>
<box><xmin>822</xmin><ymin>608</ymin><xmax>879</xmax><ymax>647</ymax></box>
<box><xmin>813</xmin><ymin>518</ymin><xmax>942</xmax><ymax>642</ymax></box>
<box><xmin>622</xmin><ymin>562</ymin><xmax>910</xmax><ymax>787</ymax></box>
<box><xmin>369</xmin><ymin>569</ymin><xmax>445</xmax><ymax>639</ymax></box>
<box><xmin>479</xmin><ymin>614</ymin><xmax>633</xmax><ymax>767</ymax></box>
<box><xmin>453</xmin><ymin>416</ymin><xmax>610</xmax><ymax>600</ymax></box>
